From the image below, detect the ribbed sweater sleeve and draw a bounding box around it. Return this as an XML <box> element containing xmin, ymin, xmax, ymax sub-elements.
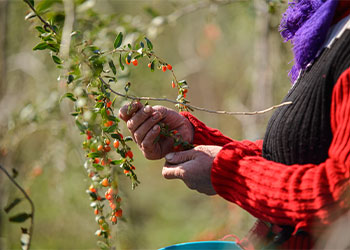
<box><xmin>211</xmin><ymin>68</ymin><xmax>350</xmax><ymax>232</ymax></box>
<box><xmin>180</xmin><ymin>111</ymin><xmax>263</xmax><ymax>150</ymax></box>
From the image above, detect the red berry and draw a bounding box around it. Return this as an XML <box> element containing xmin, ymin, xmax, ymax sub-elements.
<box><xmin>126</xmin><ymin>150</ymin><xmax>133</xmax><ymax>159</ymax></box>
<box><xmin>167</xmin><ymin>64</ymin><xmax>172</xmax><ymax>70</ymax></box>
<box><xmin>104</xmin><ymin>145</ymin><xmax>111</xmax><ymax>152</ymax></box>
<box><xmin>162</xmin><ymin>65</ymin><xmax>167</xmax><ymax>72</ymax></box>
<box><xmin>89</xmin><ymin>185</ymin><xmax>97</xmax><ymax>193</ymax></box>
<box><xmin>94</xmin><ymin>209</ymin><xmax>99</xmax><ymax>215</ymax></box>
<box><xmin>105</xmin><ymin>139</ymin><xmax>110</xmax><ymax>145</ymax></box>
<box><xmin>108</xmin><ymin>120</ymin><xmax>114</xmax><ymax>126</ymax></box>
<box><xmin>87</xmin><ymin>135</ymin><xmax>92</xmax><ymax>140</ymax></box>
<box><xmin>110</xmin><ymin>203</ymin><xmax>117</xmax><ymax>210</ymax></box>
<box><xmin>125</xmin><ymin>57</ymin><xmax>130</xmax><ymax>65</ymax></box>
<box><xmin>97</xmin><ymin>145</ymin><xmax>104</xmax><ymax>151</ymax></box>
<box><xmin>113</xmin><ymin>140</ymin><xmax>119</xmax><ymax>148</ymax></box>
<box><xmin>111</xmin><ymin>216</ymin><xmax>117</xmax><ymax>223</ymax></box>
<box><xmin>124</xmin><ymin>169</ymin><xmax>130</xmax><ymax>174</ymax></box>
<box><xmin>93</xmin><ymin>158</ymin><xmax>100</xmax><ymax>164</ymax></box>
<box><xmin>171</xmin><ymin>81</ymin><xmax>175</xmax><ymax>88</ymax></box>
<box><xmin>148</xmin><ymin>63</ymin><xmax>152</xmax><ymax>68</ymax></box>
<box><xmin>115</xmin><ymin>209</ymin><xmax>123</xmax><ymax>217</ymax></box>
<box><xmin>106</xmin><ymin>101</ymin><xmax>112</xmax><ymax>108</ymax></box>
<box><xmin>132</xmin><ymin>59</ymin><xmax>138</xmax><ymax>66</ymax></box>
<box><xmin>101</xmin><ymin>178</ymin><xmax>109</xmax><ymax>187</ymax></box>
<box><xmin>106</xmin><ymin>110</ymin><xmax>111</xmax><ymax>116</ymax></box>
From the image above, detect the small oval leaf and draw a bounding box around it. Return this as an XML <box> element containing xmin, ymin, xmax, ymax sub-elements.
<box><xmin>114</xmin><ymin>32</ymin><xmax>123</xmax><ymax>49</ymax></box>
<box><xmin>9</xmin><ymin>213</ymin><xmax>31</xmax><ymax>223</ymax></box>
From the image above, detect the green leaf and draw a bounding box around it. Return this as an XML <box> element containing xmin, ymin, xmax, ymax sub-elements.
<box><xmin>111</xmin><ymin>133</ymin><xmax>122</xmax><ymax>140</ymax></box>
<box><xmin>4</xmin><ymin>198</ymin><xmax>22</xmax><ymax>214</ymax></box>
<box><xmin>29</xmin><ymin>0</ymin><xmax>34</xmax><ymax>7</ymax></box>
<box><xmin>124</xmin><ymin>136</ymin><xmax>133</xmax><ymax>142</ymax></box>
<box><xmin>100</xmin><ymin>107</ymin><xmax>107</xmax><ymax>120</ymax></box>
<box><xmin>33</xmin><ymin>42</ymin><xmax>48</xmax><ymax>51</ymax></box>
<box><xmin>127</xmin><ymin>43</ymin><xmax>132</xmax><ymax>49</ymax></box>
<box><xmin>35</xmin><ymin>26</ymin><xmax>45</xmax><ymax>33</ymax></box>
<box><xmin>103</xmin><ymin>124</ymin><xmax>117</xmax><ymax>133</ymax></box>
<box><xmin>52</xmin><ymin>55</ymin><xmax>62</xmax><ymax>64</ymax></box>
<box><xmin>87</xmin><ymin>152</ymin><xmax>101</xmax><ymax>158</ymax></box>
<box><xmin>145</xmin><ymin>37</ymin><xmax>153</xmax><ymax>50</ymax></box>
<box><xmin>140</xmin><ymin>41</ymin><xmax>145</xmax><ymax>48</ymax></box>
<box><xmin>108</xmin><ymin>60</ymin><xmax>116</xmax><ymax>75</ymax></box>
<box><xmin>59</xmin><ymin>93</ymin><xmax>76</xmax><ymax>103</ymax></box>
<box><xmin>75</xmin><ymin>120</ymin><xmax>87</xmax><ymax>133</ymax></box>
<box><xmin>150</xmin><ymin>61</ymin><xmax>155</xmax><ymax>72</ymax></box>
<box><xmin>9</xmin><ymin>213</ymin><xmax>31</xmax><ymax>223</ymax></box>
<box><xmin>119</xmin><ymin>54</ymin><xmax>124</xmax><ymax>71</ymax></box>
<box><xmin>93</xmin><ymin>164</ymin><xmax>104</xmax><ymax>171</ymax></box>
<box><xmin>67</xmin><ymin>74</ymin><xmax>74</xmax><ymax>84</ymax></box>
<box><xmin>97</xmin><ymin>241</ymin><xmax>109</xmax><ymax>250</ymax></box>
<box><xmin>113</xmin><ymin>32</ymin><xmax>123</xmax><ymax>49</ymax></box>
<box><xmin>111</xmin><ymin>159</ymin><xmax>123</xmax><ymax>165</ymax></box>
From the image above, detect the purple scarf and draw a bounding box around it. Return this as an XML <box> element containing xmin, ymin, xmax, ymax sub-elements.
<box><xmin>279</xmin><ymin>0</ymin><xmax>339</xmax><ymax>83</ymax></box>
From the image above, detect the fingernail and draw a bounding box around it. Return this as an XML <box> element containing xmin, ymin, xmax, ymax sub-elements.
<box><xmin>152</xmin><ymin>112</ymin><xmax>160</xmax><ymax>120</ymax></box>
<box><xmin>165</xmin><ymin>153</ymin><xmax>174</xmax><ymax>161</ymax></box>
<box><xmin>144</xmin><ymin>105</ymin><xmax>151</xmax><ymax>113</ymax></box>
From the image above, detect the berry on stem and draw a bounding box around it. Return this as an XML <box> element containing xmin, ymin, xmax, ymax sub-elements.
<box><xmin>101</xmin><ymin>178</ymin><xmax>109</xmax><ymax>187</ymax></box>
<box><xmin>167</xmin><ymin>64</ymin><xmax>172</xmax><ymax>70</ymax></box>
<box><xmin>113</xmin><ymin>140</ymin><xmax>119</xmax><ymax>148</ymax></box>
<box><xmin>93</xmin><ymin>158</ymin><xmax>100</xmax><ymax>164</ymax></box>
<box><xmin>126</xmin><ymin>150</ymin><xmax>133</xmax><ymax>159</ymax></box>
<box><xmin>104</xmin><ymin>145</ymin><xmax>111</xmax><ymax>152</ymax></box>
<box><xmin>132</xmin><ymin>59</ymin><xmax>138</xmax><ymax>66</ymax></box>
<box><xmin>162</xmin><ymin>65</ymin><xmax>167</xmax><ymax>72</ymax></box>
<box><xmin>106</xmin><ymin>101</ymin><xmax>112</xmax><ymax>108</ymax></box>
<box><xmin>171</xmin><ymin>81</ymin><xmax>175</xmax><ymax>88</ymax></box>
<box><xmin>105</xmin><ymin>139</ymin><xmax>110</xmax><ymax>145</ymax></box>
<box><xmin>148</xmin><ymin>63</ymin><xmax>152</xmax><ymax>68</ymax></box>
<box><xmin>97</xmin><ymin>145</ymin><xmax>104</xmax><ymax>151</ymax></box>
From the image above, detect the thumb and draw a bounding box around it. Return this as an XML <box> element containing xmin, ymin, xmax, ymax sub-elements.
<box><xmin>165</xmin><ymin>149</ymin><xmax>195</xmax><ymax>164</ymax></box>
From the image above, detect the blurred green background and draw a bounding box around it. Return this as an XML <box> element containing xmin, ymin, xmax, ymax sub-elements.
<box><xmin>0</xmin><ymin>0</ymin><xmax>292</xmax><ymax>249</ymax></box>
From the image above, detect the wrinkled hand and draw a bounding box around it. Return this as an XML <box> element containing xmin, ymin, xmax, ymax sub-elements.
<box><xmin>119</xmin><ymin>102</ymin><xmax>194</xmax><ymax>160</ymax></box>
<box><xmin>162</xmin><ymin>145</ymin><xmax>222</xmax><ymax>195</ymax></box>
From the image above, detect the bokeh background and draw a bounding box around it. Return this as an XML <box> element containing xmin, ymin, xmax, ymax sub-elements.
<box><xmin>0</xmin><ymin>0</ymin><xmax>292</xmax><ymax>249</ymax></box>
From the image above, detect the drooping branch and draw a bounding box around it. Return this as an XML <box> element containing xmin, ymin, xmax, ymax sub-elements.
<box><xmin>0</xmin><ymin>165</ymin><xmax>35</xmax><ymax>250</ymax></box>
<box><xmin>100</xmin><ymin>77</ymin><xmax>292</xmax><ymax>116</ymax></box>
<box><xmin>23</xmin><ymin>0</ymin><xmax>56</xmax><ymax>34</ymax></box>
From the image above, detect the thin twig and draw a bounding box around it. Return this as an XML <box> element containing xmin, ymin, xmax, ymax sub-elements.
<box><xmin>23</xmin><ymin>0</ymin><xmax>56</xmax><ymax>34</ymax></box>
<box><xmin>100</xmin><ymin>77</ymin><xmax>292</xmax><ymax>115</ymax></box>
<box><xmin>0</xmin><ymin>164</ymin><xmax>34</xmax><ymax>250</ymax></box>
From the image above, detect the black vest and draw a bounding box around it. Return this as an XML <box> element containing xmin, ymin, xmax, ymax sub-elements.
<box><xmin>263</xmin><ymin>29</ymin><xmax>350</xmax><ymax>165</ymax></box>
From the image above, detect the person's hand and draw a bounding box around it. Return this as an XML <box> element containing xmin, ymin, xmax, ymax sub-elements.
<box><xmin>162</xmin><ymin>145</ymin><xmax>222</xmax><ymax>195</ymax></box>
<box><xmin>119</xmin><ymin>102</ymin><xmax>194</xmax><ymax>160</ymax></box>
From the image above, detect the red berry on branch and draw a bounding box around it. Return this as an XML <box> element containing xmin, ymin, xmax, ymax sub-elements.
<box><xmin>94</xmin><ymin>209</ymin><xmax>99</xmax><ymax>215</ymax></box>
<box><xmin>132</xmin><ymin>59</ymin><xmax>138</xmax><ymax>66</ymax></box>
<box><xmin>124</xmin><ymin>169</ymin><xmax>130</xmax><ymax>174</ymax></box>
<box><xmin>97</xmin><ymin>145</ymin><xmax>104</xmax><ymax>151</ymax></box>
<box><xmin>101</xmin><ymin>178</ymin><xmax>109</xmax><ymax>187</ymax></box>
<box><xmin>115</xmin><ymin>209</ymin><xmax>123</xmax><ymax>217</ymax></box>
<box><xmin>106</xmin><ymin>101</ymin><xmax>112</xmax><ymax>108</ymax></box>
<box><xmin>113</xmin><ymin>140</ymin><xmax>119</xmax><ymax>148</ymax></box>
<box><xmin>167</xmin><ymin>64</ymin><xmax>172</xmax><ymax>70</ymax></box>
<box><xmin>89</xmin><ymin>185</ymin><xmax>97</xmax><ymax>193</ymax></box>
<box><xmin>162</xmin><ymin>65</ymin><xmax>167</xmax><ymax>72</ymax></box>
<box><xmin>104</xmin><ymin>145</ymin><xmax>111</xmax><ymax>152</ymax></box>
<box><xmin>105</xmin><ymin>139</ymin><xmax>110</xmax><ymax>145</ymax></box>
<box><xmin>126</xmin><ymin>150</ymin><xmax>133</xmax><ymax>159</ymax></box>
<box><xmin>93</xmin><ymin>158</ymin><xmax>100</xmax><ymax>164</ymax></box>
<box><xmin>125</xmin><ymin>57</ymin><xmax>131</xmax><ymax>65</ymax></box>
<box><xmin>111</xmin><ymin>216</ymin><xmax>117</xmax><ymax>223</ymax></box>
<box><xmin>106</xmin><ymin>110</ymin><xmax>111</xmax><ymax>116</ymax></box>
<box><xmin>148</xmin><ymin>63</ymin><xmax>152</xmax><ymax>68</ymax></box>
<box><xmin>87</xmin><ymin>135</ymin><xmax>92</xmax><ymax>140</ymax></box>
<box><xmin>171</xmin><ymin>81</ymin><xmax>175</xmax><ymax>88</ymax></box>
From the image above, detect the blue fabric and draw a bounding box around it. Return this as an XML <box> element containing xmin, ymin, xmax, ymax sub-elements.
<box><xmin>279</xmin><ymin>0</ymin><xmax>339</xmax><ymax>83</ymax></box>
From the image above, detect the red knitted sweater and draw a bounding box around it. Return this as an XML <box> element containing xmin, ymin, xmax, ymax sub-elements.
<box><xmin>181</xmin><ymin>67</ymin><xmax>350</xmax><ymax>234</ymax></box>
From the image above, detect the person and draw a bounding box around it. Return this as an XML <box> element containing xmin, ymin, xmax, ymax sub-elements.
<box><xmin>119</xmin><ymin>1</ymin><xmax>350</xmax><ymax>249</ymax></box>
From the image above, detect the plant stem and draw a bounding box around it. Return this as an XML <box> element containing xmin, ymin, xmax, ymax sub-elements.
<box><xmin>99</xmin><ymin>77</ymin><xmax>292</xmax><ymax>116</ymax></box>
<box><xmin>0</xmin><ymin>165</ymin><xmax>34</xmax><ymax>250</ymax></box>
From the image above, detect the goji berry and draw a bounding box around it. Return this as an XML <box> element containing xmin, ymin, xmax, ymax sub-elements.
<box><xmin>111</xmin><ymin>216</ymin><xmax>117</xmax><ymax>223</ymax></box>
<box><xmin>97</xmin><ymin>145</ymin><xmax>104</xmax><ymax>151</ymax></box>
<box><xmin>148</xmin><ymin>63</ymin><xmax>152</xmax><ymax>68</ymax></box>
<box><xmin>125</xmin><ymin>57</ymin><xmax>131</xmax><ymax>65</ymax></box>
<box><xmin>101</xmin><ymin>178</ymin><xmax>109</xmax><ymax>187</ymax></box>
<box><xmin>126</xmin><ymin>150</ymin><xmax>133</xmax><ymax>159</ymax></box>
<box><xmin>104</xmin><ymin>145</ymin><xmax>111</xmax><ymax>152</ymax></box>
<box><xmin>115</xmin><ymin>209</ymin><xmax>123</xmax><ymax>217</ymax></box>
<box><xmin>132</xmin><ymin>59</ymin><xmax>138</xmax><ymax>66</ymax></box>
<box><xmin>162</xmin><ymin>65</ymin><xmax>167</xmax><ymax>72</ymax></box>
<box><xmin>105</xmin><ymin>139</ymin><xmax>110</xmax><ymax>145</ymax></box>
<box><xmin>124</xmin><ymin>169</ymin><xmax>130</xmax><ymax>174</ymax></box>
<box><xmin>113</xmin><ymin>140</ymin><xmax>119</xmax><ymax>148</ymax></box>
<box><xmin>93</xmin><ymin>158</ymin><xmax>100</xmax><ymax>164</ymax></box>
<box><xmin>106</xmin><ymin>101</ymin><xmax>112</xmax><ymax>108</ymax></box>
<box><xmin>110</xmin><ymin>203</ymin><xmax>117</xmax><ymax>210</ymax></box>
<box><xmin>171</xmin><ymin>81</ymin><xmax>175</xmax><ymax>88</ymax></box>
<box><xmin>94</xmin><ymin>209</ymin><xmax>99</xmax><ymax>215</ymax></box>
<box><xmin>89</xmin><ymin>185</ymin><xmax>97</xmax><ymax>193</ymax></box>
<box><xmin>87</xmin><ymin>135</ymin><xmax>92</xmax><ymax>140</ymax></box>
<box><xmin>106</xmin><ymin>110</ymin><xmax>110</xmax><ymax>116</ymax></box>
<box><xmin>167</xmin><ymin>64</ymin><xmax>172</xmax><ymax>70</ymax></box>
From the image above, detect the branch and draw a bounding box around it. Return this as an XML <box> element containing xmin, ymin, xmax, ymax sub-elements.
<box><xmin>23</xmin><ymin>0</ymin><xmax>56</xmax><ymax>34</ymax></box>
<box><xmin>0</xmin><ymin>165</ymin><xmax>34</xmax><ymax>250</ymax></box>
<box><xmin>100</xmin><ymin>77</ymin><xmax>292</xmax><ymax>115</ymax></box>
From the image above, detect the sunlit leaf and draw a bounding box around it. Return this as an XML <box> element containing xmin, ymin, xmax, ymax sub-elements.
<box><xmin>119</xmin><ymin>54</ymin><xmax>124</xmax><ymax>70</ymax></box>
<box><xmin>33</xmin><ymin>42</ymin><xmax>48</xmax><ymax>51</ymax></box>
<box><xmin>113</xmin><ymin>32</ymin><xmax>123</xmax><ymax>49</ymax></box>
<box><xmin>145</xmin><ymin>37</ymin><xmax>153</xmax><ymax>50</ymax></box>
<box><xmin>108</xmin><ymin>60</ymin><xmax>116</xmax><ymax>75</ymax></box>
<box><xmin>59</xmin><ymin>93</ymin><xmax>76</xmax><ymax>103</ymax></box>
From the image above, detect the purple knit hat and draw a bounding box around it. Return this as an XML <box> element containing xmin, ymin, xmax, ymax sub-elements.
<box><xmin>279</xmin><ymin>0</ymin><xmax>339</xmax><ymax>83</ymax></box>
